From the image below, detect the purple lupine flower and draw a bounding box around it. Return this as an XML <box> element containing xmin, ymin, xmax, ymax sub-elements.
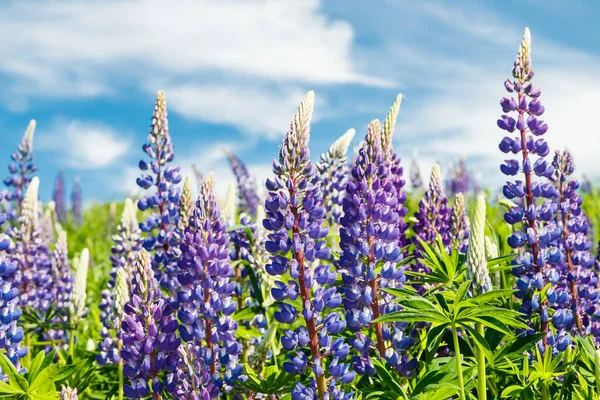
<box><xmin>6</xmin><ymin>177</ymin><xmax>54</xmax><ymax>313</ymax></box>
<box><xmin>411</xmin><ymin>164</ymin><xmax>452</xmax><ymax>271</ymax></box>
<box><xmin>3</xmin><ymin>120</ymin><xmax>37</xmax><ymax>219</ymax></box>
<box><xmin>410</xmin><ymin>152</ymin><xmax>424</xmax><ymax>191</ymax></box>
<box><xmin>53</xmin><ymin>171</ymin><xmax>67</xmax><ymax>225</ymax></box>
<box><xmin>60</xmin><ymin>385</ymin><xmax>78</xmax><ymax>400</ymax></box>
<box><xmin>449</xmin><ymin>193</ymin><xmax>470</xmax><ymax>254</ymax></box>
<box><xmin>176</xmin><ymin>173</ymin><xmax>243</xmax><ymax>396</ymax></box>
<box><xmin>177</xmin><ymin>177</ymin><xmax>193</xmax><ymax>233</ymax></box>
<box><xmin>263</xmin><ymin>92</ymin><xmax>354</xmax><ymax>399</ymax></box>
<box><xmin>446</xmin><ymin>159</ymin><xmax>474</xmax><ymax>196</ymax></box>
<box><xmin>339</xmin><ymin>119</ymin><xmax>415</xmax><ymax>377</ymax></box>
<box><xmin>45</xmin><ymin>230</ymin><xmax>73</xmax><ymax>346</ymax></box>
<box><xmin>137</xmin><ymin>91</ymin><xmax>183</xmax><ymax>293</ymax></box>
<box><xmin>224</xmin><ymin>150</ymin><xmax>260</xmax><ymax>218</ymax></box>
<box><xmin>71</xmin><ymin>177</ymin><xmax>82</xmax><ymax>226</ymax></box>
<box><xmin>498</xmin><ymin>28</ymin><xmax>561</xmax><ymax>351</ymax></box>
<box><xmin>120</xmin><ymin>249</ymin><xmax>181</xmax><ymax>398</ymax></box>
<box><xmin>315</xmin><ymin>129</ymin><xmax>355</xmax><ymax>227</ymax></box>
<box><xmin>551</xmin><ymin>150</ymin><xmax>599</xmax><ymax>342</ymax></box>
<box><xmin>98</xmin><ymin>198</ymin><xmax>142</xmax><ymax>366</ymax></box>
<box><xmin>0</xmin><ymin>193</ymin><xmax>27</xmax><ymax>378</ymax></box>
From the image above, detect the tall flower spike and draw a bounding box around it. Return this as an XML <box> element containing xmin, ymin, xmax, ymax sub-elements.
<box><xmin>466</xmin><ymin>196</ymin><xmax>492</xmax><ymax>295</ymax></box>
<box><xmin>98</xmin><ymin>198</ymin><xmax>142</xmax><ymax>366</ymax></box>
<box><xmin>412</xmin><ymin>164</ymin><xmax>452</xmax><ymax>268</ymax></box>
<box><xmin>177</xmin><ymin>176</ymin><xmax>193</xmax><ymax>232</ymax></box>
<box><xmin>7</xmin><ymin>177</ymin><xmax>53</xmax><ymax>313</ymax></box>
<box><xmin>551</xmin><ymin>150</ymin><xmax>599</xmax><ymax>342</ymax></box>
<box><xmin>3</xmin><ymin>120</ymin><xmax>37</xmax><ymax>218</ymax></box>
<box><xmin>46</xmin><ymin>230</ymin><xmax>73</xmax><ymax>346</ymax></box>
<box><xmin>137</xmin><ymin>91</ymin><xmax>182</xmax><ymax>292</ymax></box>
<box><xmin>447</xmin><ymin>159</ymin><xmax>474</xmax><ymax>196</ymax></box>
<box><xmin>315</xmin><ymin>128</ymin><xmax>355</xmax><ymax>227</ymax></box>
<box><xmin>39</xmin><ymin>201</ymin><xmax>56</xmax><ymax>244</ymax></box>
<box><xmin>176</xmin><ymin>173</ymin><xmax>243</xmax><ymax>396</ymax></box>
<box><xmin>380</xmin><ymin>93</ymin><xmax>402</xmax><ymax>157</ymax></box>
<box><xmin>53</xmin><ymin>171</ymin><xmax>67</xmax><ymax>224</ymax></box>
<box><xmin>449</xmin><ymin>193</ymin><xmax>470</xmax><ymax>254</ymax></box>
<box><xmin>264</xmin><ymin>92</ymin><xmax>354</xmax><ymax>399</ymax></box>
<box><xmin>69</xmin><ymin>248</ymin><xmax>89</xmax><ymax>322</ymax></box>
<box><xmin>224</xmin><ymin>150</ymin><xmax>260</xmax><ymax>218</ymax></box>
<box><xmin>499</xmin><ymin>28</ymin><xmax>561</xmax><ymax>352</ymax></box>
<box><xmin>120</xmin><ymin>249</ymin><xmax>180</xmax><ymax>398</ymax></box>
<box><xmin>0</xmin><ymin>193</ymin><xmax>27</xmax><ymax>377</ymax></box>
<box><xmin>339</xmin><ymin>119</ymin><xmax>415</xmax><ymax>377</ymax></box>
<box><xmin>71</xmin><ymin>177</ymin><xmax>83</xmax><ymax>226</ymax></box>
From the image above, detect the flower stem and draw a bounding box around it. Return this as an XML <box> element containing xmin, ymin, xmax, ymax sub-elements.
<box><xmin>476</xmin><ymin>323</ymin><xmax>487</xmax><ymax>400</ymax></box>
<box><xmin>68</xmin><ymin>327</ymin><xmax>75</xmax><ymax>360</ymax></box>
<box><xmin>118</xmin><ymin>340</ymin><xmax>124</xmax><ymax>400</ymax></box>
<box><xmin>452</xmin><ymin>324</ymin><xmax>466</xmax><ymax>400</ymax></box>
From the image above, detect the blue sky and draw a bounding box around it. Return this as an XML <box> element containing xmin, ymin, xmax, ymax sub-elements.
<box><xmin>1</xmin><ymin>0</ymin><xmax>598</xmax><ymax>203</ymax></box>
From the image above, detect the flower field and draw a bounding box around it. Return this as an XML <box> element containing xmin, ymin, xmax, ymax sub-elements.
<box><xmin>1</xmin><ymin>27</ymin><xmax>600</xmax><ymax>400</ymax></box>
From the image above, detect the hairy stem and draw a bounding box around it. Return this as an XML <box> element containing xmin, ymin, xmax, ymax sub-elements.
<box><xmin>476</xmin><ymin>323</ymin><xmax>487</xmax><ymax>400</ymax></box>
<box><xmin>452</xmin><ymin>324</ymin><xmax>466</xmax><ymax>400</ymax></box>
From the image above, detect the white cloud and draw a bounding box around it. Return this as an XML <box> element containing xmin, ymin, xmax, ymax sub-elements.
<box><xmin>0</xmin><ymin>0</ymin><xmax>389</xmax><ymax>137</ymax></box>
<box><xmin>39</xmin><ymin>120</ymin><xmax>131</xmax><ymax>169</ymax></box>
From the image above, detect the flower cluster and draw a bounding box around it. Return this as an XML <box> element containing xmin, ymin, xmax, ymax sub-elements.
<box><xmin>446</xmin><ymin>159</ymin><xmax>474</xmax><ymax>196</ymax></box>
<box><xmin>71</xmin><ymin>177</ymin><xmax>82</xmax><ymax>226</ymax></box>
<box><xmin>551</xmin><ymin>150</ymin><xmax>599</xmax><ymax>341</ymax></box>
<box><xmin>69</xmin><ymin>248</ymin><xmax>89</xmax><ymax>323</ymax></box>
<box><xmin>0</xmin><ymin>195</ymin><xmax>27</xmax><ymax>377</ymax></box>
<box><xmin>450</xmin><ymin>193</ymin><xmax>470</xmax><ymax>254</ymax></box>
<box><xmin>98</xmin><ymin>198</ymin><xmax>142</xmax><ymax>365</ymax></box>
<box><xmin>120</xmin><ymin>249</ymin><xmax>180</xmax><ymax>398</ymax></box>
<box><xmin>6</xmin><ymin>177</ymin><xmax>54</xmax><ymax>313</ymax></box>
<box><xmin>315</xmin><ymin>128</ymin><xmax>355</xmax><ymax>227</ymax></box>
<box><xmin>53</xmin><ymin>171</ymin><xmax>67</xmax><ymax>225</ymax></box>
<box><xmin>176</xmin><ymin>173</ymin><xmax>243</xmax><ymax>396</ymax></box>
<box><xmin>3</xmin><ymin>120</ymin><xmax>37</xmax><ymax>219</ymax></box>
<box><xmin>411</xmin><ymin>164</ymin><xmax>451</xmax><ymax>272</ymax></box>
<box><xmin>497</xmin><ymin>28</ymin><xmax>563</xmax><ymax>351</ymax></box>
<box><xmin>137</xmin><ymin>91</ymin><xmax>182</xmax><ymax>293</ymax></box>
<box><xmin>224</xmin><ymin>149</ymin><xmax>260</xmax><ymax>218</ymax></box>
<box><xmin>263</xmin><ymin>91</ymin><xmax>354</xmax><ymax>399</ymax></box>
<box><xmin>339</xmin><ymin>118</ymin><xmax>415</xmax><ymax>376</ymax></box>
<box><xmin>466</xmin><ymin>195</ymin><xmax>492</xmax><ymax>295</ymax></box>
<box><xmin>410</xmin><ymin>152</ymin><xmax>424</xmax><ymax>191</ymax></box>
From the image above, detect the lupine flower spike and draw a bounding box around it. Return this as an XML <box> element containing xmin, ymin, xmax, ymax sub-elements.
<box><xmin>447</xmin><ymin>159</ymin><xmax>473</xmax><ymax>196</ymax></box>
<box><xmin>177</xmin><ymin>176</ymin><xmax>193</xmax><ymax>232</ymax></box>
<box><xmin>176</xmin><ymin>173</ymin><xmax>243</xmax><ymax>397</ymax></box>
<box><xmin>7</xmin><ymin>177</ymin><xmax>53</xmax><ymax>313</ymax></box>
<box><xmin>450</xmin><ymin>193</ymin><xmax>470</xmax><ymax>254</ymax></box>
<box><xmin>264</xmin><ymin>91</ymin><xmax>354</xmax><ymax>399</ymax></box>
<box><xmin>410</xmin><ymin>151</ymin><xmax>423</xmax><ymax>191</ymax></box>
<box><xmin>339</xmin><ymin>119</ymin><xmax>415</xmax><ymax>377</ymax></box>
<box><xmin>71</xmin><ymin>177</ymin><xmax>83</xmax><ymax>226</ymax></box>
<box><xmin>120</xmin><ymin>249</ymin><xmax>180</xmax><ymax>398</ymax></box>
<box><xmin>137</xmin><ymin>91</ymin><xmax>182</xmax><ymax>292</ymax></box>
<box><xmin>498</xmin><ymin>27</ymin><xmax>562</xmax><ymax>352</ymax></box>
<box><xmin>0</xmin><ymin>192</ymin><xmax>27</xmax><ymax>377</ymax></box>
<box><xmin>69</xmin><ymin>248</ymin><xmax>89</xmax><ymax>323</ymax></box>
<box><xmin>224</xmin><ymin>149</ymin><xmax>260</xmax><ymax>218</ymax></box>
<box><xmin>3</xmin><ymin>120</ymin><xmax>37</xmax><ymax>218</ymax></box>
<box><xmin>466</xmin><ymin>195</ymin><xmax>492</xmax><ymax>295</ymax></box>
<box><xmin>53</xmin><ymin>170</ymin><xmax>67</xmax><ymax>224</ymax></box>
<box><xmin>315</xmin><ymin>128</ymin><xmax>355</xmax><ymax>227</ymax></box>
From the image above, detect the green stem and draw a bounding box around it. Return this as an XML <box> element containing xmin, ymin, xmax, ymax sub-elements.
<box><xmin>68</xmin><ymin>328</ymin><xmax>75</xmax><ymax>360</ymax></box>
<box><xmin>24</xmin><ymin>334</ymin><xmax>31</xmax><ymax>365</ymax></box>
<box><xmin>541</xmin><ymin>382</ymin><xmax>549</xmax><ymax>400</ymax></box>
<box><xmin>118</xmin><ymin>340</ymin><xmax>124</xmax><ymax>400</ymax></box>
<box><xmin>476</xmin><ymin>323</ymin><xmax>487</xmax><ymax>400</ymax></box>
<box><xmin>452</xmin><ymin>324</ymin><xmax>466</xmax><ymax>400</ymax></box>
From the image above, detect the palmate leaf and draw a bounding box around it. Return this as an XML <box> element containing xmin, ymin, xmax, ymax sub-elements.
<box><xmin>373</xmin><ymin>310</ymin><xmax>448</xmax><ymax>324</ymax></box>
<box><xmin>463</xmin><ymin>325</ymin><xmax>495</xmax><ymax>368</ymax></box>
<box><xmin>372</xmin><ymin>359</ymin><xmax>408</xmax><ymax>398</ymax></box>
<box><xmin>0</xmin><ymin>353</ymin><xmax>28</xmax><ymax>393</ymax></box>
<box><xmin>238</xmin><ymin>365</ymin><xmax>298</xmax><ymax>395</ymax></box>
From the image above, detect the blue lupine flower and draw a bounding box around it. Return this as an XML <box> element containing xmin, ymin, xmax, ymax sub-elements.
<box><xmin>71</xmin><ymin>177</ymin><xmax>83</xmax><ymax>226</ymax></box>
<box><xmin>53</xmin><ymin>171</ymin><xmax>67</xmax><ymax>225</ymax></box>
<box><xmin>120</xmin><ymin>249</ymin><xmax>181</xmax><ymax>399</ymax></box>
<box><xmin>137</xmin><ymin>91</ymin><xmax>182</xmax><ymax>293</ymax></box>
<box><xmin>176</xmin><ymin>173</ymin><xmax>243</xmax><ymax>396</ymax></box>
<box><xmin>449</xmin><ymin>193</ymin><xmax>470</xmax><ymax>254</ymax></box>
<box><xmin>3</xmin><ymin>120</ymin><xmax>37</xmax><ymax>219</ymax></box>
<box><xmin>446</xmin><ymin>159</ymin><xmax>474</xmax><ymax>196</ymax></box>
<box><xmin>224</xmin><ymin>149</ymin><xmax>260</xmax><ymax>218</ymax></box>
<box><xmin>339</xmin><ymin>118</ymin><xmax>415</xmax><ymax>377</ymax></box>
<box><xmin>498</xmin><ymin>28</ymin><xmax>562</xmax><ymax>352</ymax></box>
<box><xmin>263</xmin><ymin>91</ymin><xmax>354</xmax><ymax>399</ymax></box>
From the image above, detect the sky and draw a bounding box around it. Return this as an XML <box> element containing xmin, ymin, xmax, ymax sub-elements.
<box><xmin>1</xmin><ymin>0</ymin><xmax>599</xmax><ymax>204</ymax></box>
